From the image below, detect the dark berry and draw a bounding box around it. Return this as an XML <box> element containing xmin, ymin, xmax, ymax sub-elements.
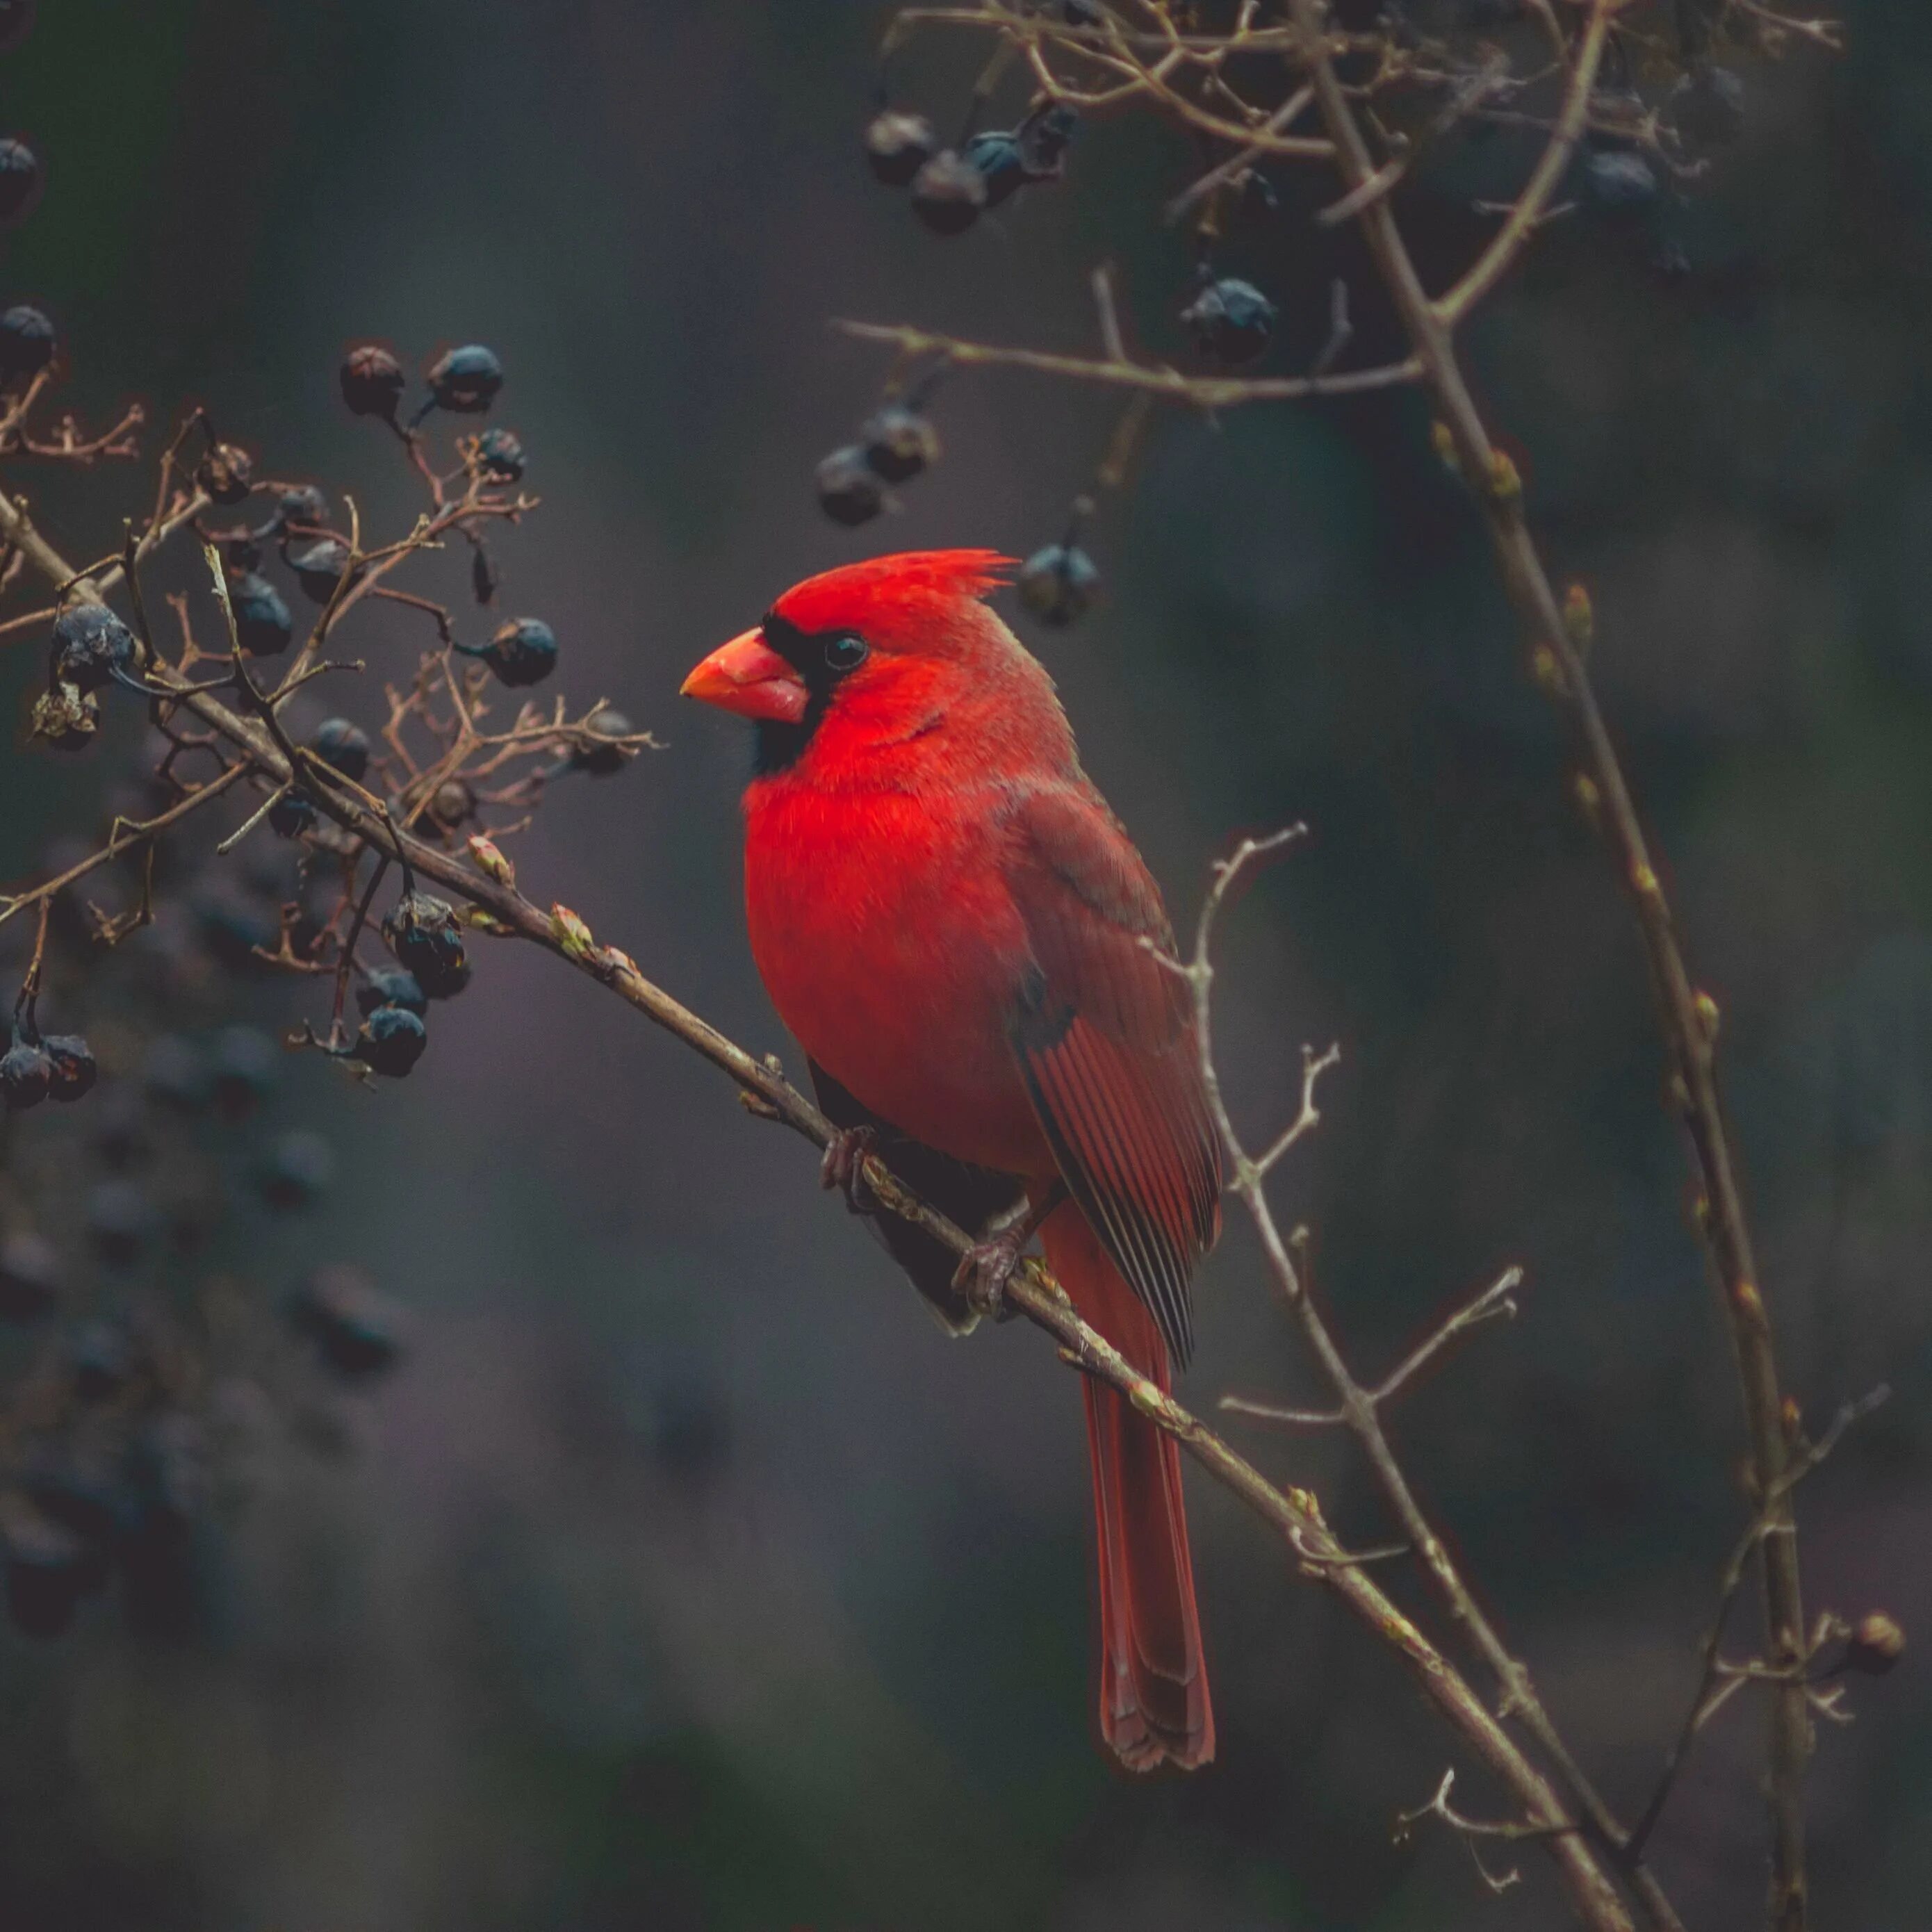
<box><xmin>1</xmin><ymin>1036</ymin><xmax>52</xmax><ymax>1110</ymax></box>
<box><xmin>356</xmin><ymin>965</ymin><xmax>427</xmax><ymax>1019</ymax></box>
<box><xmin>229</xmin><ymin>572</ymin><xmax>293</xmax><ymax>657</ymax></box>
<box><xmin>50</xmin><ymin>603</ymin><xmax>139</xmax><ymax>694</ymax></box>
<box><xmin>288</xmin><ymin>1264</ymin><xmax>405</xmax><ymax>1378</ymax></box>
<box><xmin>865</xmin><ymin>109</ymin><xmax>937</xmax><ymax>186</ymax></box>
<box><xmin>286</xmin><ymin>537</ymin><xmax>356</xmax><ymax>603</ymax></box>
<box><xmin>341</xmin><ymin>343</ymin><xmax>406</xmax><ymax>418</ymax></box>
<box><xmin>816</xmin><ymin>446</ymin><xmax>888</xmax><ymax>525</ymax></box>
<box><xmin>0</xmin><ymin>136</ymin><xmax>42</xmax><ymax>227</ymax></box>
<box><xmin>0</xmin><ymin>1</ymin><xmax>36</xmax><ymax>54</ymax></box>
<box><xmin>275</xmin><ymin>482</ymin><xmax>329</xmax><ymax>529</ymax></box>
<box><xmin>195</xmin><ymin>442</ymin><xmax>254</xmax><ymax>507</ymax></box>
<box><xmin>1017</xmin><ymin>542</ymin><xmax>1101</xmax><ymax>627</ymax></box>
<box><xmin>459</xmin><ymin>615</ymin><xmax>557</xmax><ymax>688</ymax></box>
<box><xmin>1580</xmin><ymin>148</ymin><xmax>1659</xmax><ymax>215</ymax></box>
<box><xmin>354</xmin><ymin>1003</ymin><xmax>428</xmax><ymax>1078</ymax></box>
<box><xmin>0</xmin><ymin>302</ymin><xmax>54</xmax><ymax>380</ymax></box>
<box><xmin>311</xmin><ymin>717</ymin><xmax>371</xmax><ymax>783</ymax></box>
<box><xmin>571</xmin><ymin>707</ymin><xmax>637</xmax><ymax>776</ymax></box>
<box><xmin>382</xmin><ymin>892</ymin><xmax>469</xmax><ymax>998</ymax></box>
<box><xmin>41</xmin><ymin>1033</ymin><xmax>95</xmax><ymax>1103</ymax></box>
<box><xmin>85</xmin><ymin>1181</ymin><xmax>154</xmax><ymax>1268</ymax></box>
<box><xmin>910</xmin><ymin>150</ymin><xmax>986</xmax><ymax>235</ymax></box>
<box><xmin>0</xmin><ymin>1231</ymin><xmax>58</xmax><ymax>1321</ymax></box>
<box><xmin>3</xmin><ymin>1509</ymin><xmax>92</xmax><ymax>1638</ymax></box>
<box><xmin>220</xmin><ymin>532</ymin><xmax>263</xmax><ymax>573</ymax></box>
<box><xmin>963</xmin><ymin>129</ymin><xmax>1029</xmax><ymax>208</ymax></box>
<box><xmin>860</xmin><ymin>406</ymin><xmax>940</xmax><ymax>484</ymax></box>
<box><xmin>1018</xmin><ymin>104</ymin><xmax>1077</xmax><ymax>179</ymax></box>
<box><xmin>1845</xmin><ymin>1612</ymin><xmax>1906</xmax><ymax>1676</ymax></box>
<box><xmin>191</xmin><ymin>881</ymin><xmax>278</xmax><ymax>974</ymax></box>
<box><xmin>211</xmin><ymin>1026</ymin><xmax>279</xmax><ymax>1118</ymax></box>
<box><xmin>426</xmin><ymin>344</ymin><xmax>503</xmax><ymax>414</ymax></box>
<box><xmin>470</xmin><ymin>542</ymin><xmax>498</xmax><ymax>605</ymax></box>
<box><xmin>256</xmin><ymin>1129</ymin><xmax>336</xmax><ymax>1211</ymax></box>
<box><xmin>474</xmin><ymin>427</ymin><xmax>524</xmax><ymax>481</ymax></box>
<box><xmin>1181</xmin><ymin>277</ymin><xmax>1277</xmax><ymax>365</ymax></box>
<box><xmin>142</xmin><ymin>1034</ymin><xmax>211</xmax><ymax>1113</ymax></box>
<box><xmin>1669</xmin><ymin>65</ymin><xmax>1744</xmax><ymax>149</ymax></box>
<box><xmin>268</xmin><ymin>790</ymin><xmax>318</xmax><ymax>837</ymax></box>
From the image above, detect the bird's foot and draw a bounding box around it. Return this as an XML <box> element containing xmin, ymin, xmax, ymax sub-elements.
<box><xmin>819</xmin><ymin>1124</ymin><xmax>881</xmax><ymax>1215</ymax></box>
<box><xmin>951</xmin><ymin>1228</ymin><xmax>1027</xmax><ymax>1323</ymax></box>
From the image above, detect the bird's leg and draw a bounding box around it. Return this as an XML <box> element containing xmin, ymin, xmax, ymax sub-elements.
<box><xmin>951</xmin><ymin>1181</ymin><xmax>1067</xmax><ymax>1320</ymax></box>
<box><xmin>819</xmin><ymin>1124</ymin><xmax>881</xmax><ymax>1215</ymax></box>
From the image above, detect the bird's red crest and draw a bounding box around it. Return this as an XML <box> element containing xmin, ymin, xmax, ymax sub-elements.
<box><xmin>769</xmin><ymin>549</ymin><xmax>1015</xmax><ymax>645</ymax></box>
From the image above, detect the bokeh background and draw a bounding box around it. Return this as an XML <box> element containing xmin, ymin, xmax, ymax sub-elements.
<box><xmin>1</xmin><ymin>1</ymin><xmax>1929</xmax><ymax>1926</ymax></box>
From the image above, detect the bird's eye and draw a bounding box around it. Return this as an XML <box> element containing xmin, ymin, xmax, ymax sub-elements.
<box><xmin>823</xmin><ymin>633</ymin><xmax>868</xmax><ymax>673</ymax></box>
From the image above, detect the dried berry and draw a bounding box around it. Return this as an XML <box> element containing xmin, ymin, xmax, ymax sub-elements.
<box><xmin>458</xmin><ymin>615</ymin><xmax>558</xmax><ymax>688</ymax></box>
<box><xmin>51</xmin><ymin>603</ymin><xmax>139</xmax><ymax>694</ymax></box>
<box><xmin>195</xmin><ymin>442</ymin><xmax>254</xmax><ymax>507</ymax></box>
<box><xmin>382</xmin><ymin>891</ymin><xmax>469</xmax><ymax>998</ymax></box>
<box><xmin>229</xmin><ymin>572</ymin><xmax>293</xmax><ymax>657</ymax></box>
<box><xmin>268</xmin><ymin>790</ymin><xmax>318</xmax><ymax>838</ymax></box>
<box><xmin>275</xmin><ymin>482</ymin><xmax>329</xmax><ymax>529</ymax></box>
<box><xmin>341</xmin><ymin>343</ymin><xmax>407</xmax><ymax>419</ymax></box>
<box><xmin>910</xmin><ymin>150</ymin><xmax>987</xmax><ymax>235</ymax></box>
<box><xmin>0</xmin><ymin>136</ymin><xmax>42</xmax><ymax>227</ymax></box>
<box><xmin>860</xmin><ymin>405</ymin><xmax>940</xmax><ymax>484</ymax></box>
<box><xmin>29</xmin><ymin>684</ymin><xmax>99</xmax><ymax>751</ymax></box>
<box><xmin>571</xmin><ymin>707</ymin><xmax>637</xmax><ymax>777</ymax></box>
<box><xmin>288</xmin><ymin>1264</ymin><xmax>406</xmax><ymax>1378</ymax></box>
<box><xmin>286</xmin><ymin>536</ymin><xmax>356</xmax><ymax>604</ymax></box>
<box><xmin>85</xmin><ymin>1181</ymin><xmax>154</xmax><ymax>1268</ymax></box>
<box><xmin>0</xmin><ymin>302</ymin><xmax>54</xmax><ymax>380</ymax></box>
<box><xmin>311</xmin><ymin>717</ymin><xmax>371</xmax><ymax>783</ymax></box>
<box><xmin>474</xmin><ymin>427</ymin><xmax>525</xmax><ymax>481</ymax></box>
<box><xmin>0</xmin><ymin>1231</ymin><xmax>58</xmax><ymax>1322</ymax></box>
<box><xmin>1017</xmin><ymin>542</ymin><xmax>1101</xmax><ymax>627</ymax></box>
<box><xmin>817</xmin><ymin>445</ymin><xmax>888</xmax><ymax>526</ymax></box>
<box><xmin>865</xmin><ymin>109</ymin><xmax>937</xmax><ymax>186</ymax></box>
<box><xmin>426</xmin><ymin>343</ymin><xmax>503</xmax><ymax>414</ymax></box>
<box><xmin>211</xmin><ymin>1025</ymin><xmax>279</xmax><ymax>1118</ymax></box>
<box><xmin>1</xmin><ymin>1033</ymin><xmax>52</xmax><ymax>1110</ymax></box>
<box><xmin>1018</xmin><ymin>103</ymin><xmax>1077</xmax><ymax>179</ymax></box>
<box><xmin>1846</xmin><ymin>1612</ymin><xmax>1906</xmax><ymax>1676</ymax></box>
<box><xmin>470</xmin><ymin>541</ymin><xmax>498</xmax><ymax>605</ymax></box>
<box><xmin>427</xmin><ymin>778</ymin><xmax>475</xmax><ymax>831</ymax></box>
<box><xmin>356</xmin><ymin>966</ymin><xmax>427</xmax><ymax>1019</ymax></box>
<box><xmin>256</xmin><ymin>1129</ymin><xmax>336</xmax><ymax>1212</ymax></box>
<box><xmin>41</xmin><ymin>1033</ymin><xmax>96</xmax><ymax>1103</ymax></box>
<box><xmin>354</xmin><ymin>1003</ymin><xmax>428</xmax><ymax>1078</ymax></box>
<box><xmin>1181</xmin><ymin>276</ymin><xmax>1277</xmax><ymax>365</ymax></box>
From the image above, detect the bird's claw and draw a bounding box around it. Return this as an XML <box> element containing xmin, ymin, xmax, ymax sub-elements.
<box><xmin>820</xmin><ymin>1124</ymin><xmax>881</xmax><ymax>1215</ymax></box>
<box><xmin>951</xmin><ymin>1231</ymin><xmax>1026</xmax><ymax>1321</ymax></box>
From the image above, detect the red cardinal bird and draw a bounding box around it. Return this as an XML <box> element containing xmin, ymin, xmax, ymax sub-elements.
<box><xmin>683</xmin><ymin>549</ymin><xmax>1220</xmax><ymax>1770</ymax></box>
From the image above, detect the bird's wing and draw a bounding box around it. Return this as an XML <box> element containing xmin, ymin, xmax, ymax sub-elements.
<box><xmin>1002</xmin><ymin>784</ymin><xmax>1223</xmax><ymax>1366</ymax></box>
<box><xmin>808</xmin><ymin>1059</ymin><xmax>1027</xmax><ymax>1336</ymax></box>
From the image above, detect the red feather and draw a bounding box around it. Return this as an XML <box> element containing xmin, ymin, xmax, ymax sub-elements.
<box><xmin>698</xmin><ymin>550</ymin><xmax>1219</xmax><ymax>1771</ymax></box>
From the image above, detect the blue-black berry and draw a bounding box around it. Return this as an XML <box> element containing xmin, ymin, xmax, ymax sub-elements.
<box><xmin>195</xmin><ymin>443</ymin><xmax>254</xmax><ymax>507</ymax></box>
<box><xmin>229</xmin><ymin>572</ymin><xmax>293</xmax><ymax>657</ymax></box>
<box><xmin>817</xmin><ymin>446</ymin><xmax>888</xmax><ymax>525</ymax></box>
<box><xmin>354</xmin><ymin>1003</ymin><xmax>428</xmax><ymax>1078</ymax></box>
<box><xmin>1580</xmin><ymin>149</ymin><xmax>1659</xmax><ymax>216</ymax></box>
<box><xmin>382</xmin><ymin>892</ymin><xmax>469</xmax><ymax>998</ymax></box>
<box><xmin>458</xmin><ymin>615</ymin><xmax>557</xmax><ymax>688</ymax></box>
<box><xmin>910</xmin><ymin>150</ymin><xmax>986</xmax><ymax>235</ymax></box>
<box><xmin>860</xmin><ymin>406</ymin><xmax>940</xmax><ymax>483</ymax></box>
<box><xmin>311</xmin><ymin>717</ymin><xmax>371</xmax><ymax>783</ymax></box>
<box><xmin>571</xmin><ymin>708</ymin><xmax>637</xmax><ymax>776</ymax></box>
<box><xmin>0</xmin><ymin>303</ymin><xmax>54</xmax><ymax>380</ymax></box>
<box><xmin>288</xmin><ymin>1264</ymin><xmax>405</xmax><ymax>1378</ymax></box>
<box><xmin>286</xmin><ymin>537</ymin><xmax>355</xmax><ymax>604</ymax></box>
<box><xmin>341</xmin><ymin>343</ymin><xmax>406</xmax><ymax>419</ymax></box>
<box><xmin>356</xmin><ymin>965</ymin><xmax>427</xmax><ymax>1019</ymax></box>
<box><xmin>51</xmin><ymin>604</ymin><xmax>139</xmax><ymax>695</ymax></box>
<box><xmin>474</xmin><ymin>427</ymin><xmax>525</xmax><ymax>481</ymax></box>
<box><xmin>268</xmin><ymin>790</ymin><xmax>318</xmax><ymax>838</ymax></box>
<box><xmin>1</xmin><ymin>1033</ymin><xmax>52</xmax><ymax>1109</ymax></box>
<box><xmin>41</xmin><ymin>1033</ymin><xmax>95</xmax><ymax>1103</ymax></box>
<box><xmin>1181</xmin><ymin>277</ymin><xmax>1277</xmax><ymax>365</ymax></box>
<box><xmin>1017</xmin><ymin>543</ymin><xmax>1101</xmax><ymax>627</ymax></box>
<box><xmin>865</xmin><ymin>109</ymin><xmax>937</xmax><ymax>186</ymax></box>
<box><xmin>0</xmin><ymin>136</ymin><xmax>41</xmax><ymax>227</ymax></box>
<box><xmin>426</xmin><ymin>344</ymin><xmax>503</xmax><ymax>414</ymax></box>
<box><xmin>276</xmin><ymin>483</ymin><xmax>329</xmax><ymax>530</ymax></box>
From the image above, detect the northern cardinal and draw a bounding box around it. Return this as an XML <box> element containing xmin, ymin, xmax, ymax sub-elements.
<box><xmin>683</xmin><ymin>549</ymin><xmax>1220</xmax><ymax>1770</ymax></box>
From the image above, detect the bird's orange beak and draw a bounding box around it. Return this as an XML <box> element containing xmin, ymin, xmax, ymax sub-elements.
<box><xmin>680</xmin><ymin>628</ymin><xmax>808</xmax><ymax>724</ymax></box>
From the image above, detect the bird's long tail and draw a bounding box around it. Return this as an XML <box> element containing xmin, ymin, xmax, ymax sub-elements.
<box><xmin>1042</xmin><ymin>1197</ymin><xmax>1213</xmax><ymax>1771</ymax></box>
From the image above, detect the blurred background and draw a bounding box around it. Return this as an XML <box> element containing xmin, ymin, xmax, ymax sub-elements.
<box><xmin>0</xmin><ymin>1</ymin><xmax>1928</xmax><ymax>1926</ymax></box>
